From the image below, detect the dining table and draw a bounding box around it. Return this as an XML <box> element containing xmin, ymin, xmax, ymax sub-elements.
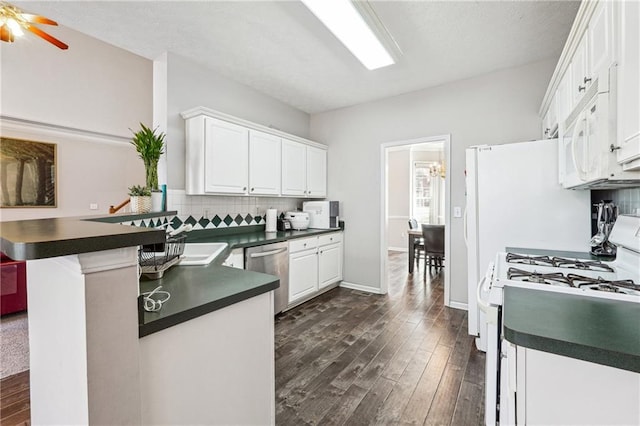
<box><xmin>408</xmin><ymin>229</ymin><xmax>422</xmax><ymax>273</ymax></box>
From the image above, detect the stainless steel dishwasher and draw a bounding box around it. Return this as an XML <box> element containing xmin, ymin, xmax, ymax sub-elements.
<box><xmin>245</xmin><ymin>241</ymin><xmax>289</xmax><ymax>314</ymax></box>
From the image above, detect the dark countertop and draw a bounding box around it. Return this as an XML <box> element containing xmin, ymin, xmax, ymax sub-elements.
<box><xmin>0</xmin><ymin>216</ymin><xmax>166</xmax><ymax>260</ymax></box>
<box><xmin>138</xmin><ymin>227</ymin><xmax>343</xmax><ymax>336</ymax></box>
<box><xmin>138</xmin><ymin>262</ymin><xmax>279</xmax><ymax>337</ymax></box>
<box><xmin>503</xmin><ymin>286</ymin><xmax>640</xmax><ymax>373</ymax></box>
<box><xmin>187</xmin><ymin>227</ymin><xmax>343</xmax><ymax>247</ymax></box>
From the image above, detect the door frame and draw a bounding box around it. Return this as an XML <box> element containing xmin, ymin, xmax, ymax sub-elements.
<box><xmin>379</xmin><ymin>134</ymin><xmax>452</xmax><ymax>306</ymax></box>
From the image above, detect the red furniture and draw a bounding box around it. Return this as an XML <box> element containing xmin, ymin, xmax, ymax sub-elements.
<box><xmin>1</xmin><ymin>253</ymin><xmax>27</xmax><ymax>315</ymax></box>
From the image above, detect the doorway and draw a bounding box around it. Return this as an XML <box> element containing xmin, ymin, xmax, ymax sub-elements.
<box><xmin>379</xmin><ymin>135</ymin><xmax>452</xmax><ymax>305</ymax></box>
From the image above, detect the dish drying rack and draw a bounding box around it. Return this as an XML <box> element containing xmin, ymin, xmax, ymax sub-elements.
<box><xmin>138</xmin><ymin>233</ymin><xmax>187</xmax><ymax>279</ymax></box>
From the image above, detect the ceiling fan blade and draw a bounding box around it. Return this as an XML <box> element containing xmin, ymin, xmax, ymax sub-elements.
<box><xmin>0</xmin><ymin>24</ymin><xmax>15</xmax><ymax>43</ymax></box>
<box><xmin>25</xmin><ymin>25</ymin><xmax>68</xmax><ymax>49</ymax></box>
<box><xmin>20</xmin><ymin>13</ymin><xmax>58</xmax><ymax>26</ymax></box>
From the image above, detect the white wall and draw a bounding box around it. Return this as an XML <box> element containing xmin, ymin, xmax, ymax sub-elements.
<box><xmin>387</xmin><ymin>149</ymin><xmax>410</xmax><ymax>250</ymax></box>
<box><xmin>310</xmin><ymin>59</ymin><xmax>555</xmax><ymax>303</ymax></box>
<box><xmin>162</xmin><ymin>53</ymin><xmax>310</xmax><ymax>189</ymax></box>
<box><xmin>0</xmin><ymin>26</ymin><xmax>152</xmax><ymax>221</ymax></box>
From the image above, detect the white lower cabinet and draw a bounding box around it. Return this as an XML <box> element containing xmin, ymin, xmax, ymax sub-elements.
<box><xmin>289</xmin><ymin>247</ymin><xmax>319</xmax><ymax>303</ymax></box>
<box><xmin>222</xmin><ymin>248</ymin><xmax>244</xmax><ymax>269</ymax></box>
<box><xmin>511</xmin><ymin>346</ymin><xmax>640</xmax><ymax>425</ymax></box>
<box><xmin>288</xmin><ymin>232</ymin><xmax>343</xmax><ymax>306</ymax></box>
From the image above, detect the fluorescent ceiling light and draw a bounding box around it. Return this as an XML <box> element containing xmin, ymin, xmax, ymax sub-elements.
<box><xmin>301</xmin><ymin>0</ymin><xmax>396</xmax><ymax>70</ymax></box>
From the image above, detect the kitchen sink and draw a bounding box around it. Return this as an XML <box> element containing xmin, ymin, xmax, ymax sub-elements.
<box><xmin>179</xmin><ymin>242</ymin><xmax>228</xmax><ymax>266</ymax></box>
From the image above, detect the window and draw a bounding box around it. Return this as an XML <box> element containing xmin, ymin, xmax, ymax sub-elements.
<box><xmin>412</xmin><ymin>160</ymin><xmax>444</xmax><ymax>224</ymax></box>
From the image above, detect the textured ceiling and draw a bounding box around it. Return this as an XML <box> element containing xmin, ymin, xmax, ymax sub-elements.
<box><xmin>13</xmin><ymin>1</ymin><xmax>580</xmax><ymax>114</ymax></box>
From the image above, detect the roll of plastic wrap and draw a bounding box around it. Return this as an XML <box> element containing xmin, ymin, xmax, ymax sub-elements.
<box><xmin>265</xmin><ymin>208</ymin><xmax>277</xmax><ymax>232</ymax></box>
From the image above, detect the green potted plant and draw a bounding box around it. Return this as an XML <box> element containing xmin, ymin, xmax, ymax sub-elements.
<box><xmin>128</xmin><ymin>185</ymin><xmax>152</xmax><ymax>213</ymax></box>
<box><xmin>130</xmin><ymin>123</ymin><xmax>165</xmax><ymax>211</ymax></box>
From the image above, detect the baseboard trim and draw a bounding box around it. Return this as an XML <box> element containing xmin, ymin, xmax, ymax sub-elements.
<box><xmin>447</xmin><ymin>301</ymin><xmax>468</xmax><ymax>311</ymax></box>
<box><xmin>387</xmin><ymin>247</ymin><xmax>408</xmax><ymax>252</ymax></box>
<box><xmin>339</xmin><ymin>281</ymin><xmax>385</xmax><ymax>295</ymax></box>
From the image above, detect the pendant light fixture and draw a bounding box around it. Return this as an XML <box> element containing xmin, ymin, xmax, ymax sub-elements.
<box><xmin>0</xmin><ymin>2</ymin><xmax>68</xmax><ymax>49</ymax></box>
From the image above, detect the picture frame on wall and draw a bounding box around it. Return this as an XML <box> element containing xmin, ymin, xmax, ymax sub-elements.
<box><xmin>0</xmin><ymin>137</ymin><xmax>57</xmax><ymax>208</ymax></box>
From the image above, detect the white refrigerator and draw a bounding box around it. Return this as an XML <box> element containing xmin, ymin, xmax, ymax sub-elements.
<box><xmin>465</xmin><ymin>139</ymin><xmax>591</xmax><ymax>351</ymax></box>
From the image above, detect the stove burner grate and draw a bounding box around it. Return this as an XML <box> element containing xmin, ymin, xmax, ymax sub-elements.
<box><xmin>507</xmin><ymin>267</ymin><xmax>574</xmax><ymax>287</ymax></box>
<box><xmin>552</xmin><ymin>257</ymin><xmax>614</xmax><ymax>273</ymax></box>
<box><xmin>567</xmin><ymin>274</ymin><xmax>640</xmax><ymax>292</ymax></box>
<box><xmin>506</xmin><ymin>253</ymin><xmax>554</xmax><ymax>267</ymax></box>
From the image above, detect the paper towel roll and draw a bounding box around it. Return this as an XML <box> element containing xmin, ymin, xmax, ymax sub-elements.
<box><xmin>265</xmin><ymin>208</ymin><xmax>277</xmax><ymax>232</ymax></box>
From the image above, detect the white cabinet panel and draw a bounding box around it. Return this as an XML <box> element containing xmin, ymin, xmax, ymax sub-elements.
<box><xmin>249</xmin><ymin>130</ymin><xmax>281</xmax><ymax>195</ymax></box>
<box><xmin>289</xmin><ymin>248</ymin><xmax>318</xmax><ymax>303</ymax></box>
<box><xmin>571</xmin><ymin>35</ymin><xmax>589</xmax><ymax>106</ymax></box>
<box><xmin>588</xmin><ymin>1</ymin><xmax>614</xmax><ymax>81</ymax></box>
<box><xmin>617</xmin><ymin>0</ymin><xmax>640</xmax><ymax>167</ymax></box>
<box><xmin>281</xmin><ymin>139</ymin><xmax>307</xmax><ymax>196</ymax></box>
<box><xmin>306</xmin><ymin>146</ymin><xmax>327</xmax><ymax>198</ymax></box>
<box><xmin>204</xmin><ymin>118</ymin><xmax>248</xmax><ymax>194</ymax></box>
<box><xmin>556</xmin><ymin>67</ymin><xmax>573</xmax><ymax>127</ymax></box>
<box><xmin>318</xmin><ymin>243</ymin><xmax>342</xmax><ymax>289</ymax></box>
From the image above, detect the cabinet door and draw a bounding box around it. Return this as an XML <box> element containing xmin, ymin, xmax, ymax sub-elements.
<box><xmin>318</xmin><ymin>242</ymin><xmax>342</xmax><ymax>289</ymax></box>
<box><xmin>204</xmin><ymin>118</ymin><xmax>249</xmax><ymax>194</ymax></box>
<box><xmin>588</xmin><ymin>1</ymin><xmax>614</xmax><ymax>82</ymax></box>
<box><xmin>616</xmin><ymin>0</ymin><xmax>640</xmax><ymax>165</ymax></box>
<box><xmin>556</xmin><ymin>67</ymin><xmax>573</xmax><ymax>127</ymax></box>
<box><xmin>306</xmin><ymin>146</ymin><xmax>327</xmax><ymax>198</ymax></box>
<box><xmin>281</xmin><ymin>139</ymin><xmax>307</xmax><ymax>196</ymax></box>
<box><xmin>571</xmin><ymin>35</ymin><xmax>588</xmax><ymax>106</ymax></box>
<box><xmin>289</xmin><ymin>248</ymin><xmax>318</xmax><ymax>303</ymax></box>
<box><xmin>249</xmin><ymin>130</ymin><xmax>281</xmax><ymax>195</ymax></box>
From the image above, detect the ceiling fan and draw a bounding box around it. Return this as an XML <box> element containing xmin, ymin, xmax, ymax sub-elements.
<box><xmin>0</xmin><ymin>2</ymin><xmax>68</xmax><ymax>49</ymax></box>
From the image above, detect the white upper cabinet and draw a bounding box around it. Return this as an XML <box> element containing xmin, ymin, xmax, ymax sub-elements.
<box><xmin>249</xmin><ymin>130</ymin><xmax>281</xmax><ymax>195</ymax></box>
<box><xmin>281</xmin><ymin>139</ymin><xmax>307</xmax><ymax>196</ymax></box>
<box><xmin>571</xmin><ymin>35</ymin><xmax>589</xmax><ymax>107</ymax></box>
<box><xmin>204</xmin><ymin>118</ymin><xmax>249</xmax><ymax>194</ymax></box>
<box><xmin>556</xmin><ymin>67</ymin><xmax>573</xmax><ymax>127</ymax></box>
<box><xmin>282</xmin><ymin>139</ymin><xmax>328</xmax><ymax>198</ymax></box>
<box><xmin>588</xmin><ymin>1</ymin><xmax>615</xmax><ymax>82</ymax></box>
<box><xmin>182</xmin><ymin>107</ymin><xmax>329</xmax><ymax>196</ymax></box>
<box><xmin>616</xmin><ymin>0</ymin><xmax>640</xmax><ymax>168</ymax></box>
<box><xmin>306</xmin><ymin>146</ymin><xmax>327</xmax><ymax>198</ymax></box>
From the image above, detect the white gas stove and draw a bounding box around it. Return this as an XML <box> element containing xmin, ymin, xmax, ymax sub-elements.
<box><xmin>477</xmin><ymin>215</ymin><xmax>640</xmax><ymax>426</ymax></box>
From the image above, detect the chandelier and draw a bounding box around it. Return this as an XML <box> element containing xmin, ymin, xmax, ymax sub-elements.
<box><xmin>429</xmin><ymin>161</ymin><xmax>445</xmax><ymax>178</ymax></box>
<box><xmin>0</xmin><ymin>2</ymin><xmax>68</xmax><ymax>49</ymax></box>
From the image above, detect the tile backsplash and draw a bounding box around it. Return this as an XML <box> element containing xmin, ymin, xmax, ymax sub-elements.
<box><xmin>162</xmin><ymin>189</ymin><xmax>304</xmax><ymax>230</ymax></box>
<box><xmin>591</xmin><ymin>187</ymin><xmax>640</xmax><ymax>215</ymax></box>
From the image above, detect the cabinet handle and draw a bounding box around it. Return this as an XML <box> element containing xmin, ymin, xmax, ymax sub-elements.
<box><xmin>303</xmin><ymin>243</ymin><xmax>307</xmax><ymax>247</ymax></box>
<box><xmin>583</xmin><ymin>77</ymin><xmax>592</xmax><ymax>84</ymax></box>
<box><xmin>578</xmin><ymin>85</ymin><xmax>586</xmax><ymax>92</ymax></box>
<box><xmin>251</xmin><ymin>187</ymin><xmax>255</xmax><ymax>192</ymax></box>
<box><xmin>330</xmin><ymin>237</ymin><xmax>333</xmax><ymax>241</ymax></box>
<box><xmin>243</xmin><ymin>187</ymin><xmax>247</xmax><ymax>191</ymax></box>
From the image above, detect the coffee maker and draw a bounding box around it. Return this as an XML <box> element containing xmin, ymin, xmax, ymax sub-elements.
<box><xmin>590</xmin><ymin>200</ymin><xmax>618</xmax><ymax>257</ymax></box>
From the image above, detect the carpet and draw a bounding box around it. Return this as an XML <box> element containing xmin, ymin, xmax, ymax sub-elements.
<box><xmin>0</xmin><ymin>312</ymin><xmax>29</xmax><ymax>379</ymax></box>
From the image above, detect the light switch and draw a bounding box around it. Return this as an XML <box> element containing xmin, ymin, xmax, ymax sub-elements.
<box><xmin>89</xmin><ymin>203</ymin><xmax>98</xmax><ymax>210</ymax></box>
<box><xmin>453</xmin><ymin>206</ymin><xmax>462</xmax><ymax>218</ymax></box>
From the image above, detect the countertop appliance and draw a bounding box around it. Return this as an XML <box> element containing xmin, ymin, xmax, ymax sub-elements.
<box><xmin>284</xmin><ymin>211</ymin><xmax>309</xmax><ymax>230</ymax></box>
<box><xmin>302</xmin><ymin>201</ymin><xmax>339</xmax><ymax>229</ymax></box>
<box><xmin>590</xmin><ymin>200</ymin><xmax>618</xmax><ymax>257</ymax></box>
<box><xmin>466</xmin><ymin>139</ymin><xmax>591</xmax><ymax>351</ymax></box>
<box><xmin>245</xmin><ymin>241</ymin><xmax>289</xmax><ymax>314</ymax></box>
<box><xmin>476</xmin><ymin>214</ymin><xmax>640</xmax><ymax>425</ymax></box>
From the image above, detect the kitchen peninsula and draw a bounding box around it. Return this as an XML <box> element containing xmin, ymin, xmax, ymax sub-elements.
<box><xmin>0</xmin><ymin>214</ymin><xmax>279</xmax><ymax>425</ymax></box>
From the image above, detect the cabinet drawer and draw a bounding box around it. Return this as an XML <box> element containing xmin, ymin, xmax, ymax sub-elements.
<box><xmin>289</xmin><ymin>237</ymin><xmax>318</xmax><ymax>253</ymax></box>
<box><xmin>318</xmin><ymin>233</ymin><xmax>342</xmax><ymax>247</ymax></box>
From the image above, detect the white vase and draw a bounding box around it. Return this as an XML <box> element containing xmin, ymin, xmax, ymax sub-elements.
<box><xmin>130</xmin><ymin>196</ymin><xmax>152</xmax><ymax>213</ymax></box>
<box><xmin>151</xmin><ymin>191</ymin><xmax>163</xmax><ymax>212</ymax></box>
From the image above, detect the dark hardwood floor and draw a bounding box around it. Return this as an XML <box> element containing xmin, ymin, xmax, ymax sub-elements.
<box><xmin>275</xmin><ymin>251</ymin><xmax>485</xmax><ymax>425</ymax></box>
<box><xmin>0</xmin><ymin>251</ymin><xmax>484</xmax><ymax>426</ymax></box>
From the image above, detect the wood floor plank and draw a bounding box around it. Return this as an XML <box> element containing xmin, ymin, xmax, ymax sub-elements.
<box><xmin>399</xmin><ymin>344</ymin><xmax>451</xmax><ymax>425</ymax></box>
<box><xmin>451</xmin><ymin>380</ymin><xmax>485</xmax><ymax>426</ymax></box>
<box><xmin>424</xmin><ymin>362</ymin><xmax>465</xmax><ymax>425</ymax></box>
<box><xmin>344</xmin><ymin>376</ymin><xmax>396</xmax><ymax>425</ymax></box>
<box><xmin>316</xmin><ymin>383</ymin><xmax>369</xmax><ymax>426</ymax></box>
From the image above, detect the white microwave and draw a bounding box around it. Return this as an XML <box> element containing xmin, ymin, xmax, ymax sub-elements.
<box><xmin>560</xmin><ymin>68</ymin><xmax>640</xmax><ymax>189</ymax></box>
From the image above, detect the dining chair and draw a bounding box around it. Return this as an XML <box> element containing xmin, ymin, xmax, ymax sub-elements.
<box><xmin>408</xmin><ymin>219</ymin><xmax>425</xmax><ymax>266</ymax></box>
<box><xmin>421</xmin><ymin>224</ymin><xmax>445</xmax><ymax>275</ymax></box>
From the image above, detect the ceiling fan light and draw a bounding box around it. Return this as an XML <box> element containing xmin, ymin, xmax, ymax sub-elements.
<box><xmin>6</xmin><ymin>17</ymin><xmax>23</xmax><ymax>36</ymax></box>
